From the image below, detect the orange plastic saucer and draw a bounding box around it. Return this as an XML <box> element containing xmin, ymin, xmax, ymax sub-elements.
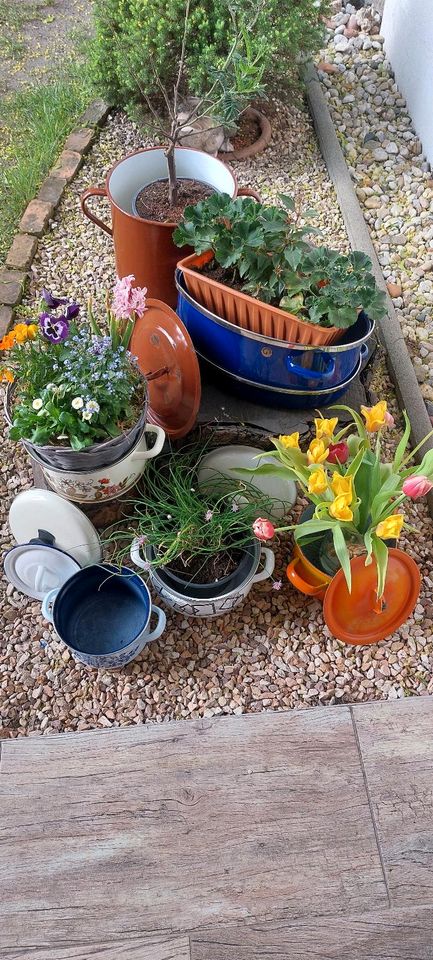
<box><xmin>130</xmin><ymin>298</ymin><xmax>201</xmax><ymax>439</ymax></box>
<box><xmin>323</xmin><ymin>548</ymin><xmax>421</xmax><ymax>646</ymax></box>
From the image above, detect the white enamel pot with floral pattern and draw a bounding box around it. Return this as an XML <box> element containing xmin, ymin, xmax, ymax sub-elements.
<box><xmin>29</xmin><ymin>424</ymin><xmax>165</xmax><ymax>503</ymax></box>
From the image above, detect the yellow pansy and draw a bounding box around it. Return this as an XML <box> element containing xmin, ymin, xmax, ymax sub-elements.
<box><xmin>307</xmin><ymin>438</ymin><xmax>328</xmax><ymax>464</ymax></box>
<box><xmin>26</xmin><ymin>324</ymin><xmax>38</xmax><ymax>339</ymax></box>
<box><xmin>13</xmin><ymin>323</ymin><xmax>31</xmax><ymax>343</ymax></box>
<box><xmin>331</xmin><ymin>472</ymin><xmax>353</xmax><ymax>500</ymax></box>
<box><xmin>308</xmin><ymin>467</ymin><xmax>328</xmax><ymax>495</ymax></box>
<box><xmin>279</xmin><ymin>432</ymin><xmax>300</xmax><ymax>449</ymax></box>
<box><xmin>0</xmin><ymin>369</ymin><xmax>14</xmax><ymax>382</ymax></box>
<box><xmin>315</xmin><ymin>416</ymin><xmax>338</xmax><ymax>440</ymax></box>
<box><xmin>329</xmin><ymin>495</ymin><xmax>353</xmax><ymax>522</ymax></box>
<box><xmin>361</xmin><ymin>400</ymin><xmax>388</xmax><ymax>432</ymax></box>
<box><xmin>376</xmin><ymin>514</ymin><xmax>404</xmax><ymax>540</ymax></box>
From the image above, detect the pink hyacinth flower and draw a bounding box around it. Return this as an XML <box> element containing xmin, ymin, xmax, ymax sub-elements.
<box><xmin>253</xmin><ymin>517</ymin><xmax>275</xmax><ymax>541</ymax></box>
<box><xmin>402</xmin><ymin>474</ymin><xmax>433</xmax><ymax>498</ymax></box>
<box><xmin>112</xmin><ymin>275</ymin><xmax>147</xmax><ymax>320</ymax></box>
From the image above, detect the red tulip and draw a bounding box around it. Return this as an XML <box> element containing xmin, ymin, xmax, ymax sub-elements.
<box><xmin>253</xmin><ymin>517</ymin><xmax>275</xmax><ymax>541</ymax></box>
<box><xmin>327</xmin><ymin>441</ymin><xmax>349</xmax><ymax>464</ymax></box>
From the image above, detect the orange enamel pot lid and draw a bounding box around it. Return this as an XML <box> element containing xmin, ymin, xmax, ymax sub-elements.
<box><xmin>130</xmin><ymin>298</ymin><xmax>201</xmax><ymax>439</ymax></box>
<box><xmin>323</xmin><ymin>548</ymin><xmax>421</xmax><ymax>646</ymax></box>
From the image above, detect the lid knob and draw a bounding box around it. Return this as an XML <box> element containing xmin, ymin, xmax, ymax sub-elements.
<box><xmin>29</xmin><ymin>529</ymin><xmax>55</xmax><ymax>547</ymax></box>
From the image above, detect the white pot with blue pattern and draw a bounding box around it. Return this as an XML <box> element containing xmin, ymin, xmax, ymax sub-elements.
<box><xmin>131</xmin><ymin>539</ymin><xmax>275</xmax><ymax>619</ymax></box>
<box><xmin>42</xmin><ymin>562</ymin><xmax>166</xmax><ymax>668</ymax></box>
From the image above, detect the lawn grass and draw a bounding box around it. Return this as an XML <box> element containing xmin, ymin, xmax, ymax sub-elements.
<box><xmin>0</xmin><ymin>15</ymin><xmax>95</xmax><ymax>265</ymax></box>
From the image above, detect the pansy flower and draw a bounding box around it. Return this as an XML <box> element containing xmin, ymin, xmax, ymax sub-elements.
<box><xmin>41</xmin><ymin>288</ymin><xmax>68</xmax><ymax>309</ymax></box>
<box><xmin>39</xmin><ymin>313</ymin><xmax>70</xmax><ymax>343</ymax></box>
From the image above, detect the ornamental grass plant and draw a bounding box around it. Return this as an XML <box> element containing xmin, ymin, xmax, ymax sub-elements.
<box><xmin>110</xmin><ymin>446</ymin><xmax>283</xmax><ymax>585</ymax></box>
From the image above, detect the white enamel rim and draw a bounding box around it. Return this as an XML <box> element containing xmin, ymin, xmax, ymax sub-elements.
<box><xmin>130</xmin><ymin>538</ymin><xmax>275</xmax><ymax>600</ymax></box>
<box><xmin>107</xmin><ymin>147</ymin><xmax>237</xmax><ymax>221</ymax></box>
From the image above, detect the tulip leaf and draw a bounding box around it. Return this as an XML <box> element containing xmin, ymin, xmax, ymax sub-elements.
<box><xmin>392</xmin><ymin>410</ymin><xmax>411</xmax><ymax>470</ymax></box>
<box><xmin>330</xmin><ymin>404</ymin><xmax>368</xmax><ymax>443</ymax></box>
<box><xmin>236</xmin><ymin>464</ymin><xmax>298</xmax><ymax>483</ymax></box>
<box><xmin>400</xmin><ymin>429</ymin><xmax>433</xmax><ymax>470</ymax></box>
<box><xmin>364</xmin><ymin>529</ymin><xmax>373</xmax><ymax>565</ymax></box>
<box><xmin>295</xmin><ymin>519</ymin><xmax>338</xmax><ymax>542</ymax></box>
<box><xmin>405</xmin><ymin>446</ymin><xmax>433</xmax><ymax>479</ymax></box>
<box><xmin>332</xmin><ymin>525</ymin><xmax>352</xmax><ymax>592</ymax></box>
<box><xmin>372</xmin><ymin>535</ymin><xmax>389</xmax><ymax>599</ymax></box>
<box><xmin>370</xmin><ymin>473</ymin><xmax>402</xmax><ymax>521</ymax></box>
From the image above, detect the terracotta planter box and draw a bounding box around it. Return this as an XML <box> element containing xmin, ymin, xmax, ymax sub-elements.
<box><xmin>177</xmin><ymin>250</ymin><xmax>343</xmax><ymax>346</ymax></box>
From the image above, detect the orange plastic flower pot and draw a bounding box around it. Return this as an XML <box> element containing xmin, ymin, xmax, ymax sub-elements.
<box><xmin>323</xmin><ymin>548</ymin><xmax>421</xmax><ymax>645</ymax></box>
<box><xmin>286</xmin><ymin>542</ymin><xmax>332</xmax><ymax>600</ymax></box>
<box><xmin>177</xmin><ymin>250</ymin><xmax>344</xmax><ymax>346</ymax></box>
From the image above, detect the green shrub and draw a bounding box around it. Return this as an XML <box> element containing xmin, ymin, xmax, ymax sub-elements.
<box><xmin>91</xmin><ymin>0</ymin><xmax>330</xmax><ymax>107</ymax></box>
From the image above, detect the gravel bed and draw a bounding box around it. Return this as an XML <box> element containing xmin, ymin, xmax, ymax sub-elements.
<box><xmin>1</xmin><ymin>96</ymin><xmax>433</xmax><ymax>739</ymax></box>
<box><xmin>318</xmin><ymin>1</ymin><xmax>433</xmax><ymax>412</ymax></box>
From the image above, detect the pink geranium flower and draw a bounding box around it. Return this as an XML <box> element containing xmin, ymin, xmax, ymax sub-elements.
<box><xmin>112</xmin><ymin>275</ymin><xmax>147</xmax><ymax>320</ymax></box>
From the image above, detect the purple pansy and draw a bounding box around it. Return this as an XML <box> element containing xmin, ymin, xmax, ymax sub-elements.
<box><xmin>65</xmin><ymin>302</ymin><xmax>80</xmax><ymax>321</ymax></box>
<box><xmin>41</xmin><ymin>288</ymin><xmax>68</xmax><ymax>309</ymax></box>
<box><xmin>39</xmin><ymin>313</ymin><xmax>70</xmax><ymax>343</ymax></box>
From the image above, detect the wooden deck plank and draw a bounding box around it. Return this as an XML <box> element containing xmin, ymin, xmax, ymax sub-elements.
<box><xmin>353</xmin><ymin>698</ymin><xmax>433</xmax><ymax>907</ymax></box>
<box><xmin>189</xmin><ymin>907</ymin><xmax>433</xmax><ymax>959</ymax></box>
<box><xmin>0</xmin><ymin>709</ymin><xmax>387</xmax><ymax>948</ymax></box>
<box><xmin>1</xmin><ymin>935</ymin><xmax>191</xmax><ymax>960</ymax></box>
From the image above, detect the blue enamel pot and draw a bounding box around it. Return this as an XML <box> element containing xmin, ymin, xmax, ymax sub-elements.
<box><xmin>42</xmin><ymin>563</ymin><xmax>166</xmax><ymax>668</ymax></box>
<box><xmin>175</xmin><ymin>271</ymin><xmax>374</xmax><ymax>392</ymax></box>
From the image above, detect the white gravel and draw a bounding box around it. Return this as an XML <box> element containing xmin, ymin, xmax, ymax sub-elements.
<box><xmin>318</xmin><ymin>0</ymin><xmax>433</xmax><ymax>414</ymax></box>
<box><xmin>1</xmin><ymin>91</ymin><xmax>433</xmax><ymax>739</ymax></box>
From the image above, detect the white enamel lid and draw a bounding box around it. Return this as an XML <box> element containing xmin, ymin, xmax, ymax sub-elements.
<box><xmin>4</xmin><ymin>542</ymin><xmax>81</xmax><ymax>600</ymax></box>
<box><xmin>9</xmin><ymin>489</ymin><xmax>101</xmax><ymax>567</ymax></box>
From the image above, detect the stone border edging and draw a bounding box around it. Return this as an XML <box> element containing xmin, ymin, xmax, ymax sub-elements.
<box><xmin>0</xmin><ymin>98</ymin><xmax>111</xmax><ymax>337</ymax></box>
<box><xmin>304</xmin><ymin>62</ymin><xmax>433</xmax><ymax>516</ymax></box>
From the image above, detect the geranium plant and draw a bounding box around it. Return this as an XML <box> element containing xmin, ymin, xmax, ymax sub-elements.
<box><xmin>1</xmin><ymin>276</ymin><xmax>147</xmax><ymax>451</ymax></box>
<box><xmin>174</xmin><ymin>194</ymin><xmax>386</xmax><ymax>329</ymax></box>
<box><xmin>279</xmin><ymin>246</ymin><xmax>387</xmax><ymax>329</ymax></box>
<box><xmin>249</xmin><ymin>402</ymin><xmax>433</xmax><ymax>596</ymax></box>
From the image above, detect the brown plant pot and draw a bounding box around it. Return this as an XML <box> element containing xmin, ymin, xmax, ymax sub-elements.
<box><xmin>218</xmin><ymin>107</ymin><xmax>272</xmax><ymax>162</ymax></box>
<box><xmin>177</xmin><ymin>250</ymin><xmax>343</xmax><ymax>346</ymax></box>
<box><xmin>81</xmin><ymin>147</ymin><xmax>260</xmax><ymax>308</ymax></box>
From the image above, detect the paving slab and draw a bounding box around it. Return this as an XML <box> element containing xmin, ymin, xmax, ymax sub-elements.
<box><xmin>190</xmin><ymin>907</ymin><xmax>433</xmax><ymax>959</ymax></box>
<box><xmin>352</xmin><ymin>698</ymin><xmax>433</xmax><ymax>907</ymax></box>
<box><xmin>1</xmin><ymin>936</ymin><xmax>191</xmax><ymax>960</ymax></box>
<box><xmin>0</xmin><ymin>707</ymin><xmax>387</xmax><ymax>949</ymax></box>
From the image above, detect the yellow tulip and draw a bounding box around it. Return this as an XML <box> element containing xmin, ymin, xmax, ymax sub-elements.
<box><xmin>376</xmin><ymin>514</ymin><xmax>404</xmax><ymax>540</ymax></box>
<box><xmin>307</xmin><ymin>438</ymin><xmax>328</xmax><ymax>465</ymax></box>
<box><xmin>331</xmin><ymin>472</ymin><xmax>353</xmax><ymax>500</ymax></box>
<box><xmin>329</xmin><ymin>495</ymin><xmax>353</xmax><ymax>522</ymax></box>
<box><xmin>279</xmin><ymin>432</ymin><xmax>300</xmax><ymax>449</ymax></box>
<box><xmin>361</xmin><ymin>400</ymin><xmax>388</xmax><ymax>432</ymax></box>
<box><xmin>308</xmin><ymin>467</ymin><xmax>328</xmax><ymax>495</ymax></box>
<box><xmin>315</xmin><ymin>416</ymin><xmax>338</xmax><ymax>440</ymax></box>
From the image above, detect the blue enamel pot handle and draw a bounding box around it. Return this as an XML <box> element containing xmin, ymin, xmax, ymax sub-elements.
<box><xmin>286</xmin><ymin>353</ymin><xmax>336</xmax><ymax>382</ymax></box>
